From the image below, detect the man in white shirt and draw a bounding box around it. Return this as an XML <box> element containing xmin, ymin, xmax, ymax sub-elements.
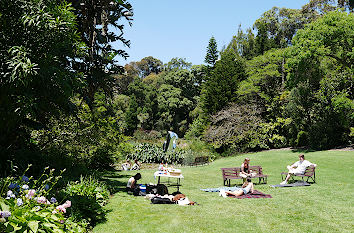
<box><xmin>280</xmin><ymin>154</ymin><xmax>317</xmax><ymax>185</ymax></box>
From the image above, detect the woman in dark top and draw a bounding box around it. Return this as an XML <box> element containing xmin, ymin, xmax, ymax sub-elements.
<box><xmin>240</xmin><ymin>158</ymin><xmax>250</xmax><ymax>179</ymax></box>
<box><xmin>240</xmin><ymin>158</ymin><xmax>256</xmax><ymax>182</ymax></box>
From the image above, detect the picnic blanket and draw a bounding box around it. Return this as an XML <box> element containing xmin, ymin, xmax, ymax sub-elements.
<box><xmin>270</xmin><ymin>181</ymin><xmax>311</xmax><ymax>188</ymax></box>
<box><xmin>228</xmin><ymin>190</ymin><xmax>272</xmax><ymax>199</ymax></box>
<box><xmin>200</xmin><ymin>186</ymin><xmax>242</xmax><ymax>192</ymax></box>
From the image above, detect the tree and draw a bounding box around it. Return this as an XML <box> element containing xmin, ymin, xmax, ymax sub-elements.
<box><xmin>204</xmin><ymin>36</ymin><xmax>219</xmax><ymax>66</ymax></box>
<box><xmin>164</xmin><ymin>57</ymin><xmax>192</xmax><ymax>72</ymax></box>
<box><xmin>204</xmin><ymin>103</ymin><xmax>271</xmax><ymax>152</ymax></box>
<box><xmin>0</xmin><ymin>0</ymin><xmax>83</xmax><ymax>148</ymax></box>
<box><xmin>0</xmin><ymin>0</ymin><xmax>89</xmax><ymax>173</ymax></box>
<box><xmin>201</xmin><ymin>50</ymin><xmax>246</xmax><ymax>115</ymax></box>
<box><xmin>237</xmin><ymin>48</ymin><xmax>287</xmax><ymax>120</ymax></box>
<box><xmin>136</xmin><ymin>56</ymin><xmax>163</xmax><ymax>78</ymax></box>
<box><xmin>67</xmin><ymin>0</ymin><xmax>133</xmax><ymax>106</ymax></box>
<box><xmin>156</xmin><ymin>84</ymin><xmax>194</xmax><ymax>135</ymax></box>
<box><xmin>285</xmin><ymin>11</ymin><xmax>354</xmax><ymax>148</ymax></box>
<box><xmin>226</xmin><ymin>26</ymin><xmax>256</xmax><ymax>60</ymax></box>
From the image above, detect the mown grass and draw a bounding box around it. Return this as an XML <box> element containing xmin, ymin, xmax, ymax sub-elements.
<box><xmin>93</xmin><ymin>149</ymin><xmax>354</xmax><ymax>233</ymax></box>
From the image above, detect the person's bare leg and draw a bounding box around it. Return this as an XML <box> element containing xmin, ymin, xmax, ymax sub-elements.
<box><xmin>281</xmin><ymin>173</ymin><xmax>292</xmax><ymax>184</ymax></box>
<box><xmin>225</xmin><ymin>190</ymin><xmax>244</xmax><ymax>197</ymax></box>
<box><xmin>250</xmin><ymin>183</ymin><xmax>254</xmax><ymax>194</ymax></box>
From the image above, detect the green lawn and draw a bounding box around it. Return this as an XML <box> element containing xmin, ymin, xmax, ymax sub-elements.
<box><xmin>93</xmin><ymin>150</ymin><xmax>354</xmax><ymax>233</ymax></box>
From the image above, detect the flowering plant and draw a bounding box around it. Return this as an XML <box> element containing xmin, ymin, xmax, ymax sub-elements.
<box><xmin>0</xmin><ymin>165</ymin><xmax>84</xmax><ymax>232</ymax></box>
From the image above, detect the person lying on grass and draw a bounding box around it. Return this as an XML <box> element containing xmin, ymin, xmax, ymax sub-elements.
<box><xmin>280</xmin><ymin>154</ymin><xmax>317</xmax><ymax>185</ymax></box>
<box><xmin>219</xmin><ymin>179</ymin><xmax>254</xmax><ymax>198</ymax></box>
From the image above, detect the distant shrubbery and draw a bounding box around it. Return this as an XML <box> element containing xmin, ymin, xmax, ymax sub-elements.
<box><xmin>127</xmin><ymin>143</ymin><xmax>185</xmax><ymax>164</ymax></box>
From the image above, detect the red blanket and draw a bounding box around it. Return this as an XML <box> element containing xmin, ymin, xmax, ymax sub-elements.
<box><xmin>228</xmin><ymin>190</ymin><xmax>272</xmax><ymax>199</ymax></box>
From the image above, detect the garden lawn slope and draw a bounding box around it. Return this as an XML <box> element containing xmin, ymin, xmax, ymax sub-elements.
<box><xmin>93</xmin><ymin>150</ymin><xmax>354</xmax><ymax>233</ymax></box>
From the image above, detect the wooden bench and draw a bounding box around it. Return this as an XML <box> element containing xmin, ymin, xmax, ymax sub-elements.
<box><xmin>190</xmin><ymin>156</ymin><xmax>209</xmax><ymax>166</ymax></box>
<box><xmin>221</xmin><ymin>166</ymin><xmax>268</xmax><ymax>186</ymax></box>
<box><xmin>281</xmin><ymin>165</ymin><xmax>316</xmax><ymax>183</ymax></box>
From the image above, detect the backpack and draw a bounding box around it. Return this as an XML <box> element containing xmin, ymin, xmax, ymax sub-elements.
<box><xmin>156</xmin><ymin>184</ymin><xmax>169</xmax><ymax>196</ymax></box>
<box><xmin>146</xmin><ymin>184</ymin><xmax>169</xmax><ymax>195</ymax></box>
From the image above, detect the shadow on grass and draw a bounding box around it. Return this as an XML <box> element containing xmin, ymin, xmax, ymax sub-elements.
<box><xmin>290</xmin><ymin>147</ymin><xmax>317</xmax><ymax>153</ymax></box>
<box><xmin>99</xmin><ymin>170</ymin><xmax>130</xmax><ymax>194</ymax></box>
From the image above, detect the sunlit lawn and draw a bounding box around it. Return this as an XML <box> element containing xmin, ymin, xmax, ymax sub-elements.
<box><xmin>93</xmin><ymin>149</ymin><xmax>354</xmax><ymax>233</ymax></box>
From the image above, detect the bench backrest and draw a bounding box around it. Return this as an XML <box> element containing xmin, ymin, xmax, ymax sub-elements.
<box><xmin>304</xmin><ymin>165</ymin><xmax>316</xmax><ymax>176</ymax></box>
<box><xmin>221</xmin><ymin>166</ymin><xmax>264</xmax><ymax>177</ymax></box>
<box><xmin>221</xmin><ymin>167</ymin><xmax>240</xmax><ymax>177</ymax></box>
<box><xmin>249</xmin><ymin>166</ymin><xmax>263</xmax><ymax>175</ymax></box>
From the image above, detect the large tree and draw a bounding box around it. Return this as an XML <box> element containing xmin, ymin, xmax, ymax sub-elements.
<box><xmin>68</xmin><ymin>0</ymin><xmax>133</xmax><ymax>106</ymax></box>
<box><xmin>0</xmin><ymin>0</ymin><xmax>83</xmax><ymax>138</ymax></box>
<box><xmin>0</xmin><ymin>0</ymin><xmax>85</xmax><ymax>169</ymax></box>
<box><xmin>201</xmin><ymin>50</ymin><xmax>246</xmax><ymax>115</ymax></box>
<box><xmin>286</xmin><ymin>11</ymin><xmax>354</xmax><ymax>148</ymax></box>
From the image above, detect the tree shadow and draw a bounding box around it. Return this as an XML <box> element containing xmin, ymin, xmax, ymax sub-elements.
<box><xmin>99</xmin><ymin>171</ymin><xmax>130</xmax><ymax>194</ymax></box>
<box><xmin>290</xmin><ymin>147</ymin><xmax>316</xmax><ymax>153</ymax></box>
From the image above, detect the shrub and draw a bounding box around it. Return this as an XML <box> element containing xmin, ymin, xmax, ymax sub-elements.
<box><xmin>0</xmin><ymin>165</ymin><xmax>84</xmax><ymax>232</ymax></box>
<box><xmin>60</xmin><ymin>176</ymin><xmax>110</xmax><ymax>227</ymax></box>
<box><xmin>127</xmin><ymin>143</ymin><xmax>186</xmax><ymax>164</ymax></box>
<box><xmin>296</xmin><ymin>131</ymin><xmax>309</xmax><ymax>147</ymax></box>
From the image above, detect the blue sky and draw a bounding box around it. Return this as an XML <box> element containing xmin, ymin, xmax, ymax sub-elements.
<box><xmin>116</xmin><ymin>0</ymin><xmax>309</xmax><ymax>66</ymax></box>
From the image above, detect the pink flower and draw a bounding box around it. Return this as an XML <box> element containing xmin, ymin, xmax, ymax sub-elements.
<box><xmin>62</xmin><ymin>200</ymin><xmax>71</xmax><ymax>208</ymax></box>
<box><xmin>37</xmin><ymin>196</ymin><xmax>47</xmax><ymax>204</ymax></box>
<box><xmin>25</xmin><ymin>189</ymin><xmax>36</xmax><ymax>199</ymax></box>
<box><xmin>52</xmin><ymin>210</ymin><xmax>57</xmax><ymax>214</ymax></box>
<box><xmin>56</xmin><ymin>205</ymin><xmax>66</xmax><ymax>213</ymax></box>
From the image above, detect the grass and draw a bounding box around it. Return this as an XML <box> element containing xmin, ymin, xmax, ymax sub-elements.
<box><xmin>93</xmin><ymin>149</ymin><xmax>354</xmax><ymax>233</ymax></box>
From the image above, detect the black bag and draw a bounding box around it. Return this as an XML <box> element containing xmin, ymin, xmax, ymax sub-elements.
<box><xmin>146</xmin><ymin>184</ymin><xmax>158</xmax><ymax>194</ymax></box>
<box><xmin>146</xmin><ymin>184</ymin><xmax>169</xmax><ymax>195</ymax></box>
<box><xmin>151</xmin><ymin>197</ymin><xmax>175</xmax><ymax>204</ymax></box>
<box><xmin>156</xmin><ymin>184</ymin><xmax>169</xmax><ymax>196</ymax></box>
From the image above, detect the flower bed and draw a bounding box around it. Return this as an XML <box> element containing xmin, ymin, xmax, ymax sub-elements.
<box><xmin>0</xmin><ymin>165</ymin><xmax>109</xmax><ymax>232</ymax></box>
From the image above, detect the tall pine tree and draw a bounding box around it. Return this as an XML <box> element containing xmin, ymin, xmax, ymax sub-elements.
<box><xmin>204</xmin><ymin>36</ymin><xmax>219</xmax><ymax>66</ymax></box>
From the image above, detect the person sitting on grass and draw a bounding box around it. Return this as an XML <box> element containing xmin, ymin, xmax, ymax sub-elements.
<box><xmin>280</xmin><ymin>154</ymin><xmax>317</xmax><ymax>185</ymax></box>
<box><xmin>126</xmin><ymin>173</ymin><xmax>141</xmax><ymax>195</ymax></box>
<box><xmin>122</xmin><ymin>160</ymin><xmax>132</xmax><ymax>171</ymax></box>
<box><xmin>219</xmin><ymin>179</ymin><xmax>254</xmax><ymax>198</ymax></box>
<box><xmin>131</xmin><ymin>159</ymin><xmax>141</xmax><ymax>170</ymax></box>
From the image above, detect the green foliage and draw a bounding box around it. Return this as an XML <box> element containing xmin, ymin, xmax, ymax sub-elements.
<box><xmin>31</xmin><ymin>92</ymin><xmax>130</xmax><ymax>170</ymax></box>
<box><xmin>204</xmin><ymin>36</ymin><xmax>219</xmax><ymax>66</ymax></box>
<box><xmin>127</xmin><ymin>143</ymin><xmax>185</xmax><ymax>164</ymax></box>
<box><xmin>184</xmin><ymin>116</ymin><xmax>209</xmax><ymax>139</ymax></box>
<box><xmin>0</xmin><ymin>166</ymin><xmax>85</xmax><ymax>232</ymax></box>
<box><xmin>0</xmin><ymin>0</ymin><xmax>84</xmax><ymax>165</ymax></box>
<box><xmin>226</xmin><ymin>26</ymin><xmax>256</xmax><ymax>60</ymax></box>
<box><xmin>133</xmin><ymin>129</ymin><xmax>162</xmax><ymax>141</ymax></box>
<box><xmin>285</xmin><ymin>11</ymin><xmax>354</xmax><ymax>149</ymax></box>
<box><xmin>68</xmin><ymin>0</ymin><xmax>133</xmax><ymax>104</ymax></box>
<box><xmin>164</xmin><ymin>57</ymin><xmax>192</xmax><ymax>72</ymax></box>
<box><xmin>60</xmin><ymin>176</ymin><xmax>110</xmax><ymax>227</ymax></box>
<box><xmin>201</xmin><ymin>50</ymin><xmax>246</xmax><ymax>115</ymax></box>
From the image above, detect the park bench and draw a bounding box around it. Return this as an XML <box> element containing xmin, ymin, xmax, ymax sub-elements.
<box><xmin>190</xmin><ymin>156</ymin><xmax>209</xmax><ymax>166</ymax></box>
<box><xmin>281</xmin><ymin>165</ymin><xmax>316</xmax><ymax>183</ymax></box>
<box><xmin>221</xmin><ymin>166</ymin><xmax>268</xmax><ymax>186</ymax></box>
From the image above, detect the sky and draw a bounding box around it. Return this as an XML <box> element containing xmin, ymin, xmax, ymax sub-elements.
<box><xmin>115</xmin><ymin>0</ymin><xmax>309</xmax><ymax>66</ymax></box>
